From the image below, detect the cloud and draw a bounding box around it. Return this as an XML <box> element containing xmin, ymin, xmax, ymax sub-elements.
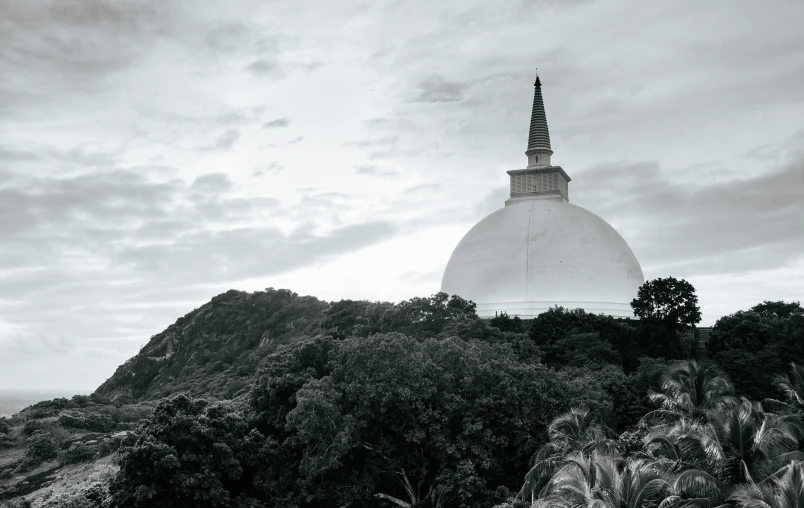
<box><xmin>0</xmin><ymin>162</ymin><xmax>397</xmax><ymax>382</ymax></box>
<box><xmin>192</xmin><ymin>173</ymin><xmax>233</xmax><ymax>193</ymax></box>
<box><xmin>412</xmin><ymin>75</ymin><xmax>467</xmax><ymax>103</ymax></box>
<box><xmin>572</xmin><ymin>153</ymin><xmax>804</xmax><ymax>277</ymax></box>
<box><xmin>262</xmin><ymin>117</ymin><xmax>291</xmax><ymax>129</ymax></box>
<box><xmin>247</xmin><ymin>58</ymin><xmax>283</xmax><ymax>77</ymax></box>
<box><xmin>208</xmin><ymin>129</ymin><xmax>241</xmax><ymax>150</ymax></box>
<box><xmin>343</xmin><ymin>136</ymin><xmax>399</xmax><ymax>149</ymax></box>
<box><xmin>253</xmin><ymin>161</ymin><xmax>284</xmax><ymax>176</ymax></box>
<box><xmin>266</xmin><ymin>135</ymin><xmax>304</xmax><ymax>148</ymax></box>
<box><xmin>355</xmin><ymin>164</ymin><xmax>398</xmax><ymax>177</ymax></box>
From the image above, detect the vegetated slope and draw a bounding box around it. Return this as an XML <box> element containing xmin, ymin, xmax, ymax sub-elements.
<box><xmin>94</xmin><ymin>288</ymin><xmax>329</xmax><ymax>402</ymax></box>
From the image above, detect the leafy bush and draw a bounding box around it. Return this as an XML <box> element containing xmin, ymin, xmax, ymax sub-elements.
<box><xmin>41</xmin><ymin>482</ymin><xmax>108</xmax><ymax>508</ymax></box>
<box><xmin>58</xmin><ymin>412</ymin><xmax>86</xmax><ymax>429</ymax></box>
<box><xmin>96</xmin><ymin>434</ymin><xmax>125</xmax><ymax>458</ymax></box>
<box><xmin>25</xmin><ymin>430</ymin><xmax>59</xmax><ymax>462</ymax></box>
<box><xmin>57</xmin><ymin>411</ymin><xmax>116</xmax><ymax>432</ymax></box>
<box><xmin>22</xmin><ymin>419</ymin><xmax>45</xmax><ymax>435</ymax></box>
<box><xmin>59</xmin><ymin>442</ymin><xmax>97</xmax><ymax>465</ymax></box>
<box><xmin>4</xmin><ymin>498</ymin><xmax>32</xmax><ymax>508</ymax></box>
<box><xmin>0</xmin><ymin>434</ymin><xmax>15</xmax><ymax>448</ymax></box>
<box><xmin>106</xmin><ymin>395</ymin><xmax>262</xmax><ymax>507</ymax></box>
<box><xmin>84</xmin><ymin>413</ymin><xmax>115</xmax><ymax>432</ymax></box>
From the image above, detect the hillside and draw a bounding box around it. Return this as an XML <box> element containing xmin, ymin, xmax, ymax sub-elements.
<box><xmin>94</xmin><ymin>288</ymin><xmax>330</xmax><ymax>402</ymax></box>
<box><xmin>4</xmin><ymin>286</ymin><xmax>801</xmax><ymax>507</ymax></box>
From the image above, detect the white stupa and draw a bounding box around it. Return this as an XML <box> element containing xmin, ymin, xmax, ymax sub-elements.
<box><xmin>440</xmin><ymin>72</ymin><xmax>644</xmax><ymax>318</ymax></box>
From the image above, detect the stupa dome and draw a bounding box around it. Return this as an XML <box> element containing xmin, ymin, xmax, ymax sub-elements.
<box><xmin>441</xmin><ymin>200</ymin><xmax>644</xmax><ymax>318</ymax></box>
<box><xmin>440</xmin><ymin>71</ymin><xmax>644</xmax><ymax>318</ymax></box>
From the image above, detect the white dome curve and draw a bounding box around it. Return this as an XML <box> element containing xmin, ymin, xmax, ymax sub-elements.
<box><xmin>440</xmin><ymin>200</ymin><xmax>644</xmax><ymax>318</ymax></box>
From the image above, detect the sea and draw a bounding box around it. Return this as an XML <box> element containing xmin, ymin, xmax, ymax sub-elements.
<box><xmin>0</xmin><ymin>388</ymin><xmax>91</xmax><ymax>418</ymax></box>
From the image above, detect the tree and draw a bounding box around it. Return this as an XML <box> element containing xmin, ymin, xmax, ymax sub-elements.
<box><xmin>631</xmin><ymin>277</ymin><xmax>701</xmax><ymax>328</ymax></box>
<box><xmin>489</xmin><ymin>312</ymin><xmax>525</xmax><ymax>333</ymax></box>
<box><xmin>649</xmin><ymin>398</ymin><xmax>804</xmax><ymax>486</ymax></box>
<box><xmin>531</xmin><ymin>452</ymin><xmax>675</xmax><ymax>508</ymax></box>
<box><xmin>750</xmin><ymin>300</ymin><xmax>803</xmax><ymax>319</ymax></box>
<box><xmin>517</xmin><ymin>409</ymin><xmax>612</xmax><ymax>501</ymax></box>
<box><xmin>631</xmin><ymin>277</ymin><xmax>701</xmax><ymax>359</ymax></box>
<box><xmin>276</xmin><ymin>333</ymin><xmax>571</xmax><ymax>508</ymax></box>
<box><xmin>775</xmin><ymin>362</ymin><xmax>804</xmax><ymax>410</ymax></box>
<box><xmin>730</xmin><ymin>460</ymin><xmax>804</xmax><ymax>508</ymax></box>
<box><xmin>707</xmin><ymin>399</ymin><xmax>804</xmax><ymax>484</ymax></box>
<box><xmin>529</xmin><ymin>307</ymin><xmax>639</xmax><ymax>371</ymax></box>
<box><xmin>106</xmin><ymin>394</ymin><xmax>265</xmax><ymax>507</ymax></box>
<box><xmin>644</xmin><ymin>360</ymin><xmax>736</xmax><ymax>425</ymax></box>
<box><xmin>707</xmin><ymin>311</ymin><xmax>788</xmax><ymax>401</ymax></box>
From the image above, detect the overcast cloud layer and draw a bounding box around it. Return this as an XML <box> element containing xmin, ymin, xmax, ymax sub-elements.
<box><xmin>1</xmin><ymin>0</ymin><xmax>803</xmax><ymax>389</ymax></box>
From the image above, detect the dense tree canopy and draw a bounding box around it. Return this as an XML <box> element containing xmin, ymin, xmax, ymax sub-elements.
<box><xmin>10</xmin><ymin>289</ymin><xmax>804</xmax><ymax>508</ymax></box>
<box><xmin>630</xmin><ymin>277</ymin><xmax>702</xmax><ymax>328</ymax></box>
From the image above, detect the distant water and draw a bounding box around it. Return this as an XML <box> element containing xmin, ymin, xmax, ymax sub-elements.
<box><xmin>0</xmin><ymin>388</ymin><xmax>91</xmax><ymax>418</ymax></box>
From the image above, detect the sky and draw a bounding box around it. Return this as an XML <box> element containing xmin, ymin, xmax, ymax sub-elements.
<box><xmin>1</xmin><ymin>0</ymin><xmax>803</xmax><ymax>390</ymax></box>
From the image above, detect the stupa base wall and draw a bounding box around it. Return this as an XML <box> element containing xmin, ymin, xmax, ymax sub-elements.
<box><xmin>476</xmin><ymin>300</ymin><xmax>635</xmax><ymax>319</ymax></box>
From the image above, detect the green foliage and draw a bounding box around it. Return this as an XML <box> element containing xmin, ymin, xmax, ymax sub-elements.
<box><xmin>630</xmin><ymin>277</ymin><xmax>702</xmax><ymax>359</ymax></box>
<box><xmin>24</xmin><ymin>289</ymin><xmax>804</xmax><ymax>508</ymax></box>
<box><xmin>273</xmin><ymin>333</ymin><xmax>567</xmax><ymax>507</ymax></box>
<box><xmin>322</xmin><ymin>292</ymin><xmax>479</xmax><ymax>340</ymax></box>
<box><xmin>630</xmin><ymin>276</ymin><xmax>702</xmax><ymax>328</ymax></box>
<box><xmin>15</xmin><ymin>430</ymin><xmax>60</xmax><ymax>471</ymax></box>
<box><xmin>644</xmin><ymin>360</ymin><xmax>736</xmax><ymax>424</ymax></box>
<box><xmin>489</xmin><ymin>312</ymin><xmax>526</xmax><ymax>333</ymax></box>
<box><xmin>40</xmin><ymin>480</ymin><xmax>109</xmax><ymax>508</ymax></box>
<box><xmin>106</xmin><ymin>394</ymin><xmax>264</xmax><ymax>507</ymax></box>
<box><xmin>58</xmin><ymin>442</ymin><xmax>97</xmax><ymax>465</ymax></box>
<box><xmin>3</xmin><ymin>498</ymin><xmax>32</xmax><ymax>508</ymax></box>
<box><xmin>513</xmin><ymin>361</ymin><xmax>804</xmax><ymax>508</ymax></box>
<box><xmin>708</xmin><ymin>310</ymin><xmax>777</xmax><ymax>353</ymax></box>
<box><xmin>95</xmin><ymin>288</ymin><xmax>330</xmax><ymax>402</ymax></box>
<box><xmin>0</xmin><ymin>434</ymin><xmax>14</xmax><ymax>449</ymax></box>
<box><xmin>57</xmin><ymin>411</ymin><xmax>115</xmax><ymax>432</ymax></box>
<box><xmin>750</xmin><ymin>300</ymin><xmax>803</xmax><ymax>319</ymax></box>
<box><xmin>22</xmin><ymin>420</ymin><xmax>44</xmax><ymax>436</ymax></box>
<box><xmin>529</xmin><ymin>307</ymin><xmax>639</xmax><ymax>370</ymax></box>
<box><xmin>0</xmin><ymin>417</ymin><xmax>9</xmax><ymax>434</ymax></box>
<box><xmin>776</xmin><ymin>361</ymin><xmax>804</xmax><ymax>410</ymax></box>
<box><xmin>707</xmin><ymin>307</ymin><xmax>804</xmax><ymax>400</ymax></box>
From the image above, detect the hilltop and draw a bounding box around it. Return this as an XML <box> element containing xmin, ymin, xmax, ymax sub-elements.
<box><xmin>95</xmin><ymin>289</ymin><xmax>329</xmax><ymax>402</ymax></box>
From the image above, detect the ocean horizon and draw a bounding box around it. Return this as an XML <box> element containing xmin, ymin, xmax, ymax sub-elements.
<box><xmin>0</xmin><ymin>388</ymin><xmax>92</xmax><ymax>418</ymax></box>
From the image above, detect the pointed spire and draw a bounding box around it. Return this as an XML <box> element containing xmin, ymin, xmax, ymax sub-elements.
<box><xmin>526</xmin><ymin>69</ymin><xmax>552</xmax><ymax>168</ymax></box>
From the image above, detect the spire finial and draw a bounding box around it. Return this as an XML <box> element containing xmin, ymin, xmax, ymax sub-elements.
<box><xmin>526</xmin><ymin>69</ymin><xmax>552</xmax><ymax>167</ymax></box>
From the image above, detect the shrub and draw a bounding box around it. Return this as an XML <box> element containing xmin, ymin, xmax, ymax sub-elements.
<box><xmin>59</xmin><ymin>442</ymin><xmax>97</xmax><ymax>465</ymax></box>
<box><xmin>4</xmin><ymin>498</ymin><xmax>32</xmax><ymax>508</ymax></box>
<box><xmin>58</xmin><ymin>412</ymin><xmax>87</xmax><ymax>429</ymax></box>
<box><xmin>26</xmin><ymin>430</ymin><xmax>59</xmax><ymax>460</ymax></box>
<box><xmin>115</xmin><ymin>404</ymin><xmax>153</xmax><ymax>423</ymax></box>
<box><xmin>0</xmin><ymin>434</ymin><xmax>15</xmax><ymax>448</ymax></box>
<box><xmin>85</xmin><ymin>413</ymin><xmax>115</xmax><ymax>432</ymax></box>
<box><xmin>22</xmin><ymin>419</ymin><xmax>45</xmax><ymax>435</ymax></box>
<box><xmin>96</xmin><ymin>434</ymin><xmax>125</xmax><ymax>458</ymax></box>
<box><xmin>0</xmin><ymin>417</ymin><xmax>11</xmax><ymax>434</ymax></box>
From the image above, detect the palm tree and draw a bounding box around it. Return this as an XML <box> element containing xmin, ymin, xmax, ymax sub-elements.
<box><xmin>645</xmin><ymin>419</ymin><xmax>724</xmax><ymax>478</ymax></box>
<box><xmin>775</xmin><ymin>362</ymin><xmax>804</xmax><ymax>411</ymax></box>
<box><xmin>518</xmin><ymin>408</ymin><xmax>615</xmax><ymax>503</ymax></box>
<box><xmin>646</xmin><ymin>397</ymin><xmax>804</xmax><ymax>491</ymax></box>
<box><xmin>532</xmin><ymin>451</ymin><xmax>674</xmax><ymax>508</ymax></box>
<box><xmin>730</xmin><ymin>460</ymin><xmax>804</xmax><ymax>508</ymax></box>
<box><xmin>644</xmin><ymin>361</ymin><xmax>737</xmax><ymax>426</ymax></box>
<box><xmin>706</xmin><ymin>398</ymin><xmax>803</xmax><ymax>485</ymax></box>
<box><xmin>658</xmin><ymin>468</ymin><xmax>727</xmax><ymax>508</ymax></box>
